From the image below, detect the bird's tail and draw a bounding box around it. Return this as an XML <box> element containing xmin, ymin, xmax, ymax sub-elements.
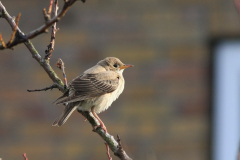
<box><xmin>52</xmin><ymin>102</ymin><xmax>79</xmax><ymax>127</ymax></box>
<box><xmin>52</xmin><ymin>90</ymin><xmax>69</xmax><ymax>105</ymax></box>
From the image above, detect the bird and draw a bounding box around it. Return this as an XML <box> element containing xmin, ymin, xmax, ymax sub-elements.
<box><xmin>52</xmin><ymin>57</ymin><xmax>133</xmax><ymax>132</ymax></box>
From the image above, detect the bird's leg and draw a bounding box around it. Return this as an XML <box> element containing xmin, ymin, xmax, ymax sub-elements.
<box><xmin>91</xmin><ymin>107</ymin><xmax>108</xmax><ymax>133</ymax></box>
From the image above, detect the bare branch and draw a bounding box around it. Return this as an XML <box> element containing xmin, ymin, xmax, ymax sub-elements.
<box><xmin>79</xmin><ymin>111</ymin><xmax>133</xmax><ymax>160</ymax></box>
<box><xmin>0</xmin><ymin>2</ymin><xmax>65</xmax><ymax>92</ymax></box>
<box><xmin>27</xmin><ymin>84</ymin><xmax>59</xmax><ymax>92</ymax></box>
<box><xmin>115</xmin><ymin>135</ymin><xmax>132</xmax><ymax>160</ymax></box>
<box><xmin>25</xmin><ymin>40</ymin><xmax>65</xmax><ymax>92</ymax></box>
<box><xmin>0</xmin><ymin>0</ymin><xmax>78</xmax><ymax>49</ymax></box>
<box><xmin>45</xmin><ymin>0</ymin><xmax>59</xmax><ymax>60</ymax></box>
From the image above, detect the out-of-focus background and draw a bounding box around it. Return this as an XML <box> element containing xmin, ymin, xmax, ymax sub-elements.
<box><xmin>0</xmin><ymin>0</ymin><xmax>239</xmax><ymax>160</ymax></box>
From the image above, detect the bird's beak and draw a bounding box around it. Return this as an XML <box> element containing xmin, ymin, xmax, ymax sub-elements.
<box><xmin>120</xmin><ymin>64</ymin><xmax>134</xmax><ymax>70</ymax></box>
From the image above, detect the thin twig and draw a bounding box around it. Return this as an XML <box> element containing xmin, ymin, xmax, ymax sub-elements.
<box><xmin>105</xmin><ymin>142</ymin><xmax>113</xmax><ymax>160</ymax></box>
<box><xmin>56</xmin><ymin>59</ymin><xmax>68</xmax><ymax>88</ymax></box>
<box><xmin>27</xmin><ymin>84</ymin><xmax>58</xmax><ymax>92</ymax></box>
<box><xmin>23</xmin><ymin>153</ymin><xmax>28</xmax><ymax>160</ymax></box>
<box><xmin>114</xmin><ymin>135</ymin><xmax>132</xmax><ymax>160</ymax></box>
<box><xmin>117</xmin><ymin>135</ymin><xmax>122</xmax><ymax>148</ymax></box>
<box><xmin>45</xmin><ymin>0</ymin><xmax>59</xmax><ymax>60</ymax></box>
<box><xmin>48</xmin><ymin>0</ymin><xmax>54</xmax><ymax>15</ymax></box>
<box><xmin>0</xmin><ymin>33</ymin><xmax>6</xmax><ymax>48</ymax></box>
<box><xmin>8</xmin><ymin>13</ymin><xmax>21</xmax><ymax>45</ymax></box>
<box><xmin>43</xmin><ymin>8</ymin><xmax>51</xmax><ymax>22</ymax></box>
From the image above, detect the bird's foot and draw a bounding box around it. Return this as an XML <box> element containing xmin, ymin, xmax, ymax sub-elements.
<box><xmin>91</xmin><ymin>107</ymin><xmax>108</xmax><ymax>133</ymax></box>
<box><xmin>93</xmin><ymin>124</ymin><xmax>108</xmax><ymax>133</ymax></box>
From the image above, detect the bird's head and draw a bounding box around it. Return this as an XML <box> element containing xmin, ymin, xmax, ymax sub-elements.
<box><xmin>98</xmin><ymin>57</ymin><xmax>133</xmax><ymax>73</ymax></box>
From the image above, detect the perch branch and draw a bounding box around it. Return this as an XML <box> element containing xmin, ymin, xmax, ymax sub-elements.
<box><xmin>79</xmin><ymin>111</ymin><xmax>132</xmax><ymax>160</ymax></box>
<box><xmin>115</xmin><ymin>135</ymin><xmax>132</xmax><ymax>159</ymax></box>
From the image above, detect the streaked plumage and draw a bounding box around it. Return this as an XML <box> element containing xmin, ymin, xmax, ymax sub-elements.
<box><xmin>53</xmin><ymin>57</ymin><xmax>133</xmax><ymax>130</ymax></box>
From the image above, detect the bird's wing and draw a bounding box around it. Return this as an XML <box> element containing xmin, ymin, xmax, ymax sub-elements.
<box><xmin>55</xmin><ymin>71</ymin><xmax>119</xmax><ymax>104</ymax></box>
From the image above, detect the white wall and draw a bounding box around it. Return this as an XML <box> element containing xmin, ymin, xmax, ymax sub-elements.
<box><xmin>213</xmin><ymin>40</ymin><xmax>240</xmax><ymax>160</ymax></box>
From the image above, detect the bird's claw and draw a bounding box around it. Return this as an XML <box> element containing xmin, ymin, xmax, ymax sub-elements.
<box><xmin>93</xmin><ymin>124</ymin><xmax>108</xmax><ymax>133</ymax></box>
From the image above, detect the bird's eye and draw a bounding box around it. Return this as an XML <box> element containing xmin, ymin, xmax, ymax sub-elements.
<box><xmin>113</xmin><ymin>64</ymin><xmax>118</xmax><ymax>68</ymax></box>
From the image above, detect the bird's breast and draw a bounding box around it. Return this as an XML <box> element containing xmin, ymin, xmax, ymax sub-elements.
<box><xmin>93</xmin><ymin>77</ymin><xmax>125</xmax><ymax>114</ymax></box>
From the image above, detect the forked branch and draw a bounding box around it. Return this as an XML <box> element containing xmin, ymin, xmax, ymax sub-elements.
<box><xmin>0</xmin><ymin>1</ymin><xmax>65</xmax><ymax>92</ymax></box>
<box><xmin>0</xmin><ymin>0</ymin><xmax>79</xmax><ymax>50</ymax></box>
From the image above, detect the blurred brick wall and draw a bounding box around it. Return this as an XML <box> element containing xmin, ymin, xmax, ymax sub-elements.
<box><xmin>0</xmin><ymin>0</ymin><xmax>239</xmax><ymax>160</ymax></box>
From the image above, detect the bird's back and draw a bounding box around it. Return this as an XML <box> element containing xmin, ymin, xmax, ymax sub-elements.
<box><xmin>84</xmin><ymin>64</ymin><xmax>106</xmax><ymax>74</ymax></box>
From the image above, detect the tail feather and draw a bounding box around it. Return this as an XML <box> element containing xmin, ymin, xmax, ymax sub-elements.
<box><xmin>55</xmin><ymin>96</ymin><xmax>74</xmax><ymax>105</ymax></box>
<box><xmin>53</xmin><ymin>90</ymin><xmax>69</xmax><ymax>105</ymax></box>
<box><xmin>53</xmin><ymin>102</ymin><xmax>79</xmax><ymax>127</ymax></box>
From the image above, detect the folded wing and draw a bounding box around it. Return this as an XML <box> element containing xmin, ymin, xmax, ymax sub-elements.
<box><xmin>55</xmin><ymin>71</ymin><xmax>119</xmax><ymax>104</ymax></box>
